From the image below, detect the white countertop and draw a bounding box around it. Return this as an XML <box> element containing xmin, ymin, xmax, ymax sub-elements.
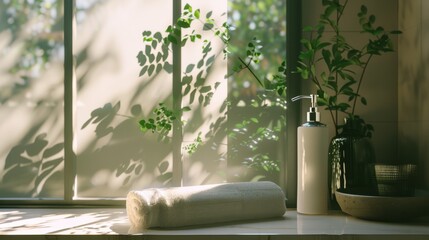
<box><xmin>1</xmin><ymin>208</ymin><xmax>429</xmax><ymax>239</ymax></box>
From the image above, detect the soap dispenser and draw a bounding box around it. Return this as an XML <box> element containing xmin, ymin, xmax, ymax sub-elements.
<box><xmin>292</xmin><ymin>94</ymin><xmax>329</xmax><ymax>214</ymax></box>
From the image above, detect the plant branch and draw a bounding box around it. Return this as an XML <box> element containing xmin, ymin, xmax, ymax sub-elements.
<box><xmin>328</xmin><ymin>104</ymin><xmax>338</xmax><ymax>135</ymax></box>
<box><xmin>337</xmin><ymin>0</ymin><xmax>349</xmax><ymax>22</ymax></box>
<box><xmin>238</xmin><ymin>56</ymin><xmax>263</xmax><ymax>87</ymax></box>
<box><xmin>352</xmin><ymin>54</ymin><xmax>373</xmax><ymax>115</ymax></box>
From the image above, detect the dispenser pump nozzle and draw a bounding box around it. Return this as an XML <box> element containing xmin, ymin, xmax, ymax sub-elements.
<box><xmin>291</xmin><ymin>94</ymin><xmax>321</xmax><ymax>122</ymax></box>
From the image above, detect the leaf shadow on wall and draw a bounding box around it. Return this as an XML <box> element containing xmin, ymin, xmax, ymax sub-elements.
<box><xmin>0</xmin><ymin>1</ymin><xmax>65</xmax><ymax>198</ymax></box>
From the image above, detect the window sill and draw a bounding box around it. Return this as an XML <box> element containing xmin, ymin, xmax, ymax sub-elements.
<box><xmin>1</xmin><ymin>208</ymin><xmax>429</xmax><ymax>239</ymax></box>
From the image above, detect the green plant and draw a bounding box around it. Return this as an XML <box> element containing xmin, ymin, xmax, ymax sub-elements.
<box><xmin>297</xmin><ymin>0</ymin><xmax>401</xmax><ymax>137</ymax></box>
<box><xmin>137</xmin><ymin>3</ymin><xmax>286</xmax><ymax>156</ymax></box>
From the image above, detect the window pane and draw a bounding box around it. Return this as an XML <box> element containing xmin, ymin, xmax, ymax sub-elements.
<box><xmin>181</xmin><ymin>0</ymin><xmax>228</xmax><ymax>186</ymax></box>
<box><xmin>227</xmin><ymin>0</ymin><xmax>287</xmax><ymax>183</ymax></box>
<box><xmin>75</xmin><ymin>0</ymin><xmax>229</xmax><ymax>195</ymax></box>
<box><xmin>75</xmin><ymin>0</ymin><xmax>174</xmax><ymax>198</ymax></box>
<box><xmin>0</xmin><ymin>0</ymin><xmax>65</xmax><ymax>198</ymax></box>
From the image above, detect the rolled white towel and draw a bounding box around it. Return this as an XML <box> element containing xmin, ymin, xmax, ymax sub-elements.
<box><xmin>126</xmin><ymin>181</ymin><xmax>286</xmax><ymax>229</ymax></box>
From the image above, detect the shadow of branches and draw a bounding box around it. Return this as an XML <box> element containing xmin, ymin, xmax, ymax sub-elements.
<box><xmin>0</xmin><ymin>0</ymin><xmax>286</xmax><ymax>199</ymax></box>
<box><xmin>0</xmin><ymin>0</ymin><xmax>65</xmax><ymax>198</ymax></box>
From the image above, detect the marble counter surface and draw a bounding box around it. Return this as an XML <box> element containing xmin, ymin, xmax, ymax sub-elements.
<box><xmin>1</xmin><ymin>208</ymin><xmax>429</xmax><ymax>239</ymax></box>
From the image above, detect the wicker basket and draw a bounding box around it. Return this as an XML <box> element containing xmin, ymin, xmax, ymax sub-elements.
<box><xmin>371</xmin><ymin>164</ymin><xmax>417</xmax><ymax>196</ymax></box>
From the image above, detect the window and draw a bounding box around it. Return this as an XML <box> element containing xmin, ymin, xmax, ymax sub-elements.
<box><xmin>0</xmin><ymin>0</ymin><xmax>65</xmax><ymax>200</ymax></box>
<box><xmin>0</xmin><ymin>0</ymin><xmax>295</xmax><ymax>205</ymax></box>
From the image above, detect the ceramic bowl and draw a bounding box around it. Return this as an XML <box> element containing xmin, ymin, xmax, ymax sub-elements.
<box><xmin>335</xmin><ymin>190</ymin><xmax>429</xmax><ymax>221</ymax></box>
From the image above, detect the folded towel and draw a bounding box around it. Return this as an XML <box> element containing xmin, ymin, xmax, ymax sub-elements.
<box><xmin>126</xmin><ymin>181</ymin><xmax>286</xmax><ymax>229</ymax></box>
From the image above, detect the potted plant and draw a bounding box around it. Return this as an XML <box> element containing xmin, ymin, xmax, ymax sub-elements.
<box><xmin>296</xmin><ymin>1</ymin><xmax>401</xmax><ymax>196</ymax></box>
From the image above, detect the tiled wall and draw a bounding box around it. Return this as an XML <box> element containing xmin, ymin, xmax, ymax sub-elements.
<box><xmin>398</xmin><ymin>0</ymin><xmax>429</xmax><ymax>188</ymax></box>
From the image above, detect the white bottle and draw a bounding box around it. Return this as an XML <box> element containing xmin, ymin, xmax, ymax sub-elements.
<box><xmin>292</xmin><ymin>94</ymin><xmax>329</xmax><ymax>214</ymax></box>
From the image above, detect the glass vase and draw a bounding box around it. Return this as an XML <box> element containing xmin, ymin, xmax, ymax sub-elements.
<box><xmin>329</xmin><ymin>118</ymin><xmax>377</xmax><ymax>203</ymax></box>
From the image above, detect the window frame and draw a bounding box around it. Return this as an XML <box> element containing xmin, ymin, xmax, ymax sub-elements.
<box><xmin>0</xmin><ymin>0</ymin><xmax>300</xmax><ymax>207</ymax></box>
<box><xmin>284</xmin><ymin>0</ymin><xmax>302</xmax><ymax>208</ymax></box>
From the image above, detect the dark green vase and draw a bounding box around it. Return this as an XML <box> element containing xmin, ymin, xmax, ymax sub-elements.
<box><xmin>329</xmin><ymin>118</ymin><xmax>377</xmax><ymax>203</ymax></box>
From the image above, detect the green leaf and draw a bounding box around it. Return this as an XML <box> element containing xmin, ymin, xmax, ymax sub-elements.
<box><xmin>339</xmin><ymin>81</ymin><xmax>355</xmax><ymax>94</ymax></box>
<box><xmin>326</xmin><ymin>80</ymin><xmax>338</xmax><ymax>91</ymax></box>
<box><xmin>206</xmin><ymin>11</ymin><xmax>213</xmax><ymax>19</ymax></box>
<box><xmin>184</xmin><ymin>3</ymin><xmax>192</xmax><ymax>12</ymax></box>
<box><xmin>369</xmin><ymin>15</ymin><xmax>376</xmax><ymax>24</ymax></box>
<box><xmin>318</xmin><ymin>41</ymin><xmax>331</xmax><ymax>49</ymax></box>
<box><xmin>143</xmin><ymin>36</ymin><xmax>153</xmax><ymax>42</ymax></box>
<box><xmin>299</xmin><ymin>49</ymin><xmax>314</xmax><ymax>61</ymax></box>
<box><xmin>338</xmin><ymin>103</ymin><xmax>350</xmax><ymax>111</ymax></box>
<box><xmin>194</xmin><ymin>9</ymin><xmax>200</xmax><ymax>19</ymax></box>
<box><xmin>361</xmin><ymin>97</ymin><xmax>367</xmax><ymax>105</ymax></box>
<box><xmin>168</xmin><ymin>34</ymin><xmax>178</xmax><ymax>44</ymax></box>
<box><xmin>324</xmin><ymin>5</ymin><xmax>337</xmax><ymax>18</ymax></box>
<box><xmin>347</xmin><ymin>49</ymin><xmax>360</xmax><ymax>59</ymax></box>
<box><xmin>177</xmin><ymin>19</ymin><xmax>190</xmax><ymax>28</ymax></box>
<box><xmin>320</xmin><ymin>72</ymin><xmax>328</xmax><ymax>82</ymax></box>
<box><xmin>139</xmin><ymin>119</ymin><xmax>146</xmax><ymax>126</ymax></box>
<box><xmin>322</xmin><ymin>49</ymin><xmax>331</xmax><ymax>66</ymax></box>
<box><xmin>181</xmin><ymin>38</ymin><xmax>188</xmax><ymax>47</ymax></box>
<box><xmin>301</xmin><ymin>39</ymin><xmax>311</xmax><ymax>50</ymax></box>
<box><xmin>360</xmin><ymin>5</ymin><xmax>368</xmax><ymax>15</ymax></box>
<box><xmin>298</xmin><ymin>68</ymin><xmax>309</xmax><ymax>79</ymax></box>
<box><xmin>374</xmin><ymin>26</ymin><xmax>384</xmax><ymax>35</ymax></box>
<box><xmin>250</xmin><ymin>117</ymin><xmax>259</xmax><ymax>123</ymax></box>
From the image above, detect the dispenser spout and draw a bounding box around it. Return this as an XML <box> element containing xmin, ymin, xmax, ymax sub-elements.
<box><xmin>291</xmin><ymin>94</ymin><xmax>321</xmax><ymax>122</ymax></box>
<box><xmin>310</xmin><ymin>94</ymin><xmax>317</xmax><ymax>108</ymax></box>
<box><xmin>291</xmin><ymin>94</ymin><xmax>317</xmax><ymax>107</ymax></box>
